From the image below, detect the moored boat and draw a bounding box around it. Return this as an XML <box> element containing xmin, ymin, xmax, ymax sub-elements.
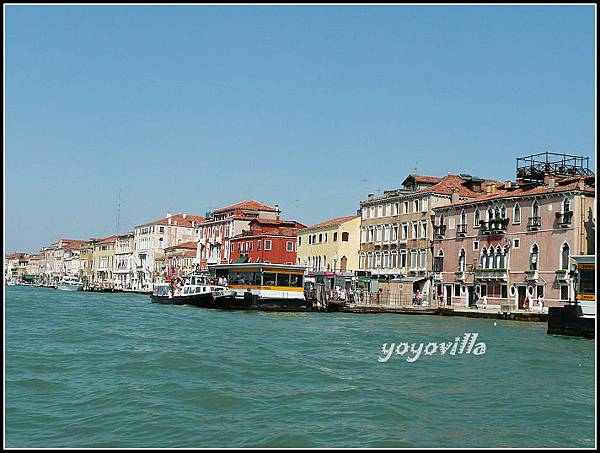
<box><xmin>209</xmin><ymin>263</ymin><xmax>314</xmax><ymax>311</ymax></box>
<box><xmin>150</xmin><ymin>274</ymin><xmax>239</xmax><ymax>308</ymax></box>
<box><xmin>57</xmin><ymin>275</ymin><xmax>83</xmax><ymax>291</ymax></box>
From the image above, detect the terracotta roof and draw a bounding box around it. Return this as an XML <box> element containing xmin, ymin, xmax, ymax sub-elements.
<box><xmin>415</xmin><ymin>174</ymin><xmax>501</xmax><ymax>198</ymax></box>
<box><xmin>303</xmin><ymin>215</ymin><xmax>360</xmax><ymax>231</ymax></box>
<box><xmin>165</xmin><ymin>241</ymin><xmax>197</xmax><ymax>251</ymax></box>
<box><xmin>98</xmin><ymin>235</ymin><xmax>117</xmax><ymax>244</ymax></box>
<box><xmin>403</xmin><ymin>174</ymin><xmax>442</xmax><ymax>185</ymax></box>
<box><xmin>168</xmin><ymin>250</ymin><xmax>197</xmax><ymax>258</ymax></box>
<box><xmin>62</xmin><ymin>240</ymin><xmax>88</xmax><ymax>250</ymax></box>
<box><xmin>214</xmin><ymin>200</ymin><xmax>278</xmax><ymax>214</ymax></box>
<box><xmin>139</xmin><ymin>213</ymin><xmax>205</xmax><ymax>228</ymax></box>
<box><xmin>434</xmin><ymin>176</ymin><xmax>595</xmax><ymax>209</ymax></box>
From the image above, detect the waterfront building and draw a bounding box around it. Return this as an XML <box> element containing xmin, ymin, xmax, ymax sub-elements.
<box><xmin>196</xmin><ymin>201</ymin><xmax>282</xmax><ymax>270</ymax></box>
<box><xmin>358</xmin><ymin>174</ymin><xmax>500</xmax><ymax>299</ymax></box>
<box><xmin>165</xmin><ymin>241</ymin><xmax>197</xmax><ymax>281</ymax></box>
<box><xmin>4</xmin><ymin>253</ymin><xmax>27</xmax><ymax>282</ymax></box>
<box><xmin>93</xmin><ymin>236</ymin><xmax>117</xmax><ymax>286</ymax></box>
<box><xmin>24</xmin><ymin>254</ymin><xmax>40</xmax><ymax>283</ymax></box>
<box><xmin>133</xmin><ymin>213</ymin><xmax>204</xmax><ymax>290</ymax></box>
<box><xmin>79</xmin><ymin>240</ymin><xmax>97</xmax><ymax>287</ymax></box>
<box><xmin>296</xmin><ymin>215</ymin><xmax>361</xmax><ymax>289</ymax></box>
<box><xmin>114</xmin><ymin>232</ymin><xmax>135</xmax><ymax>290</ymax></box>
<box><xmin>38</xmin><ymin>239</ymin><xmax>87</xmax><ymax>285</ymax></box>
<box><xmin>228</xmin><ymin>218</ymin><xmax>306</xmax><ymax>265</ymax></box>
<box><xmin>432</xmin><ymin>152</ymin><xmax>595</xmax><ymax>310</ymax></box>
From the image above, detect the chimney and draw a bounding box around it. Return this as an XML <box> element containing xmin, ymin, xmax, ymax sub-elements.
<box><xmin>505</xmin><ymin>181</ymin><xmax>512</xmax><ymax>189</ymax></box>
<box><xmin>578</xmin><ymin>179</ymin><xmax>585</xmax><ymax>190</ymax></box>
<box><xmin>451</xmin><ymin>189</ymin><xmax>460</xmax><ymax>204</ymax></box>
<box><xmin>183</xmin><ymin>213</ymin><xmax>187</xmax><ymax>219</ymax></box>
<box><xmin>191</xmin><ymin>221</ymin><xmax>196</xmax><ymax>227</ymax></box>
<box><xmin>548</xmin><ymin>178</ymin><xmax>555</xmax><ymax>191</ymax></box>
<box><xmin>368</xmin><ymin>193</ymin><xmax>374</xmax><ymax>200</ymax></box>
<box><xmin>166</xmin><ymin>212</ymin><xmax>172</xmax><ymax>219</ymax></box>
<box><xmin>168</xmin><ymin>218</ymin><xmax>172</xmax><ymax>225</ymax></box>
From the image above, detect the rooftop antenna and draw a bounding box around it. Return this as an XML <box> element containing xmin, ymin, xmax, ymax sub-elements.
<box><xmin>116</xmin><ymin>188</ymin><xmax>121</xmax><ymax>235</ymax></box>
<box><xmin>414</xmin><ymin>161</ymin><xmax>418</xmax><ymax>174</ymax></box>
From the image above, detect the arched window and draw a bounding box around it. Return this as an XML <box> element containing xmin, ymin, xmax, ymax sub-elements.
<box><xmin>495</xmin><ymin>246</ymin><xmax>502</xmax><ymax>268</ymax></box>
<box><xmin>438</xmin><ymin>249</ymin><xmax>444</xmax><ymax>257</ymax></box>
<box><xmin>500</xmin><ymin>205</ymin><xmax>506</xmax><ymax>219</ymax></box>
<box><xmin>480</xmin><ymin>247</ymin><xmax>487</xmax><ymax>268</ymax></box>
<box><xmin>474</xmin><ymin>208</ymin><xmax>480</xmax><ymax>226</ymax></box>
<box><xmin>514</xmin><ymin>203</ymin><xmax>521</xmax><ymax>223</ymax></box>
<box><xmin>562</xmin><ymin>197</ymin><xmax>571</xmax><ymax>213</ymax></box>
<box><xmin>439</xmin><ymin>213</ymin><xmax>445</xmax><ymax>226</ymax></box>
<box><xmin>532</xmin><ymin>200</ymin><xmax>540</xmax><ymax>218</ymax></box>
<box><xmin>458</xmin><ymin>249</ymin><xmax>466</xmax><ymax>272</ymax></box>
<box><xmin>460</xmin><ymin>209</ymin><xmax>467</xmax><ymax>226</ymax></box>
<box><xmin>488</xmin><ymin>207</ymin><xmax>494</xmax><ymax>220</ymax></box>
<box><xmin>561</xmin><ymin>243</ymin><xmax>570</xmax><ymax>270</ymax></box>
<box><xmin>494</xmin><ymin>206</ymin><xmax>501</xmax><ymax>219</ymax></box>
<box><xmin>530</xmin><ymin>244</ymin><xmax>539</xmax><ymax>270</ymax></box>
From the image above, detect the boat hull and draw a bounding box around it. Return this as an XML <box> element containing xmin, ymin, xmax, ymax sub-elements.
<box><xmin>547</xmin><ymin>304</ymin><xmax>595</xmax><ymax>339</ymax></box>
<box><xmin>57</xmin><ymin>284</ymin><xmax>83</xmax><ymax>291</ymax></box>
<box><xmin>151</xmin><ymin>292</ymin><xmax>314</xmax><ymax>312</ymax></box>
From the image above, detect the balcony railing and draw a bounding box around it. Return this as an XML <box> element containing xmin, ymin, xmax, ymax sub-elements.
<box><xmin>433</xmin><ymin>224</ymin><xmax>447</xmax><ymax>239</ymax></box>
<box><xmin>455</xmin><ymin>271</ymin><xmax>466</xmax><ymax>281</ymax></box>
<box><xmin>475</xmin><ymin>268</ymin><xmax>508</xmax><ymax>281</ymax></box>
<box><xmin>480</xmin><ymin>218</ymin><xmax>509</xmax><ymax>235</ymax></box>
<box><xmin>556</xmin><ymin>211</ymin><xmax>573</xmax><ymax>228</ymax></box>
<box><xmin>525</xmin><ymin>269</ymin><xmax>539</xmax><ymax>281</ymax></box>
<box><xmin>527</xmin><ymin>216</ymin><xmax>542</xmax><ymax>231</ymax></box>
<box><xmin>457</xmin><ymin>224</ymin><xmax>468</xmax><ymax>237</ymax></box>
<box><xmin>555</xmin><ymin>269</ymin><xmax>569</xmax><ymax>281</ymax></box>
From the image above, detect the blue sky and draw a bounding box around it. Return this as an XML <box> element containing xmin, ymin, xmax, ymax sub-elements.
<box><xmin>5</xmin><ymin>5</ymin><xmax>596</xmax><ymax>253</ymax></box>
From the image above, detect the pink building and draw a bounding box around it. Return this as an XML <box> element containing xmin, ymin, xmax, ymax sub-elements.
<box><xmin>432</xmin><ymin>157</ymin><xmax>594</xmax><ymax>310</ymax></box>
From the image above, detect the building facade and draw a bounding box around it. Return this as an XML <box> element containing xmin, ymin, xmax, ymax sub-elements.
<box><xmin>432</xmin><ymin>172</ymin><xmax>595</xmax><ymax>310</ymax></box>
<box><xmin>358</xmin><ymin>174</ymin><xmax>499</xmax><ymax>297</ymax></box>
<box><xmin>196</xmin><ymin>201</ymin><xmax>281</xmax><ymax>270</ymax></box>
<box><xmin>133</xmin><ymin>213</ymin><xmax>204</xmax><ymax>290</ymax></box>
<box><xmin>93</xmin><ymin>236</ymin><xmax>117</xmax><ymax>286</ymax></box>
<box><xmin>165</xmin><ymin>241</ymin><xmax>198</xmax><ymax>281</ymax></box>
<box><xmin>114</xmin><ymin>232</ymin><xmax>135</xmax><ymax>289</ymax></box>
<box><xmin>228</xmin><ymin>218</ymin><xmax>306</xmax><ymax>265</ymax></box>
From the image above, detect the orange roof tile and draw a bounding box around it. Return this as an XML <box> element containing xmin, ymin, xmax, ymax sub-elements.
<box><xmin>303</xmin><ymin>215</ymin><xmax>360</xmax><ymax>231</ymax></box>
<box><xmin>214</xmin><ymin>200</ymin><xmax>278</xmax><ymax>214</ymax></box>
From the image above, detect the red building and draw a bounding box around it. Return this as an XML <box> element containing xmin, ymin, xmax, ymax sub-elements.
<box><xmin>228</xmin><ymin>218</ymin><xmax>306</xmax><ymax>265</ymax></box>
<box><xmin>165</xmin><ymin>241</ymin><xmax>197</xmax><ymax>281</ymax></box>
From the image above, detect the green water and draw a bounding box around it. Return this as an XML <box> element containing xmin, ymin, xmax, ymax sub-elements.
<box><xmin>5</xmin><ymin>286</ymin><xmax>595</xmax><ymax>448</ymax></box>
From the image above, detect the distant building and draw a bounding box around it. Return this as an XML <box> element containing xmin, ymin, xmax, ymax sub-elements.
<box><xmin>165</xmin><ymin>241</ymin><xmax>198</xmax><ymax>281</ymax></box>
<box><xmin>114</xmin><ymin>232</ymin><xmax>135</xmax><ymax>290</ymax></box>
<box><xmin>228</xmin><ymin>218</ymin><xmax>306</xmax><ymax>265</ymax></box>
<box><xmin>196</xmin><ymin>200</ymin><xmax>282</xmax><ymax>270</ymax></box>
<box><xmin>93</xmin><ymin>235</ymin><xmax>117</xmax><ymax>285</ymax></box>
<box><xmin>133</xmin><ymin>213</ymin><xmax>204</xmax><ymax>290</ymax></box>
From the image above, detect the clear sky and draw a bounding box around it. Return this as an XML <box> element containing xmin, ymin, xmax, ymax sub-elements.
<box><xmin>5</xmin><ymin>5</ymin><xmax>596</xmax><ymax>253</ymax></box>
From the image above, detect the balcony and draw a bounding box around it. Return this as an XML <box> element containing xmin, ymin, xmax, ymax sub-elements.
<box><xmin>455</xmin><ymin>271</ymin><xmax>466</xmax><ymax>281</ymax></box>
<box><xmin>555</xmin><ymin>269</ymin><xmax>569</xmax><ymax>282</ymax></box>
<box><xmin>556</xmin><ymin>211</ymin><xmax>573</xmax><ymax>228</ymax></box>
<box><xmin>527</xmin><ymin>216</ymin><xmax>542</xmax><ymax>231</ymax></box>
<box><xmin>433</xmin><ymin>272</ymin><xmax>442</xmax><ymax>281</ymax></box>
<box><xmin>480</xmin><ymin>218</ymin><xmax>509</xmax><ymax>235</ymax></box>
<box><xmin>433</xmin><ymin>224</ymin><xmax>447</xmax><ymax>239</ymax></box>
<box><xmin>475</xmin><ymin>268</ymin><xmax>508</xmax><ymax>281</ymax></box>
<box><xmin>525</xmin><ymin>269</ymin><xmax>539</xmax><ymax>281</ymax></box>
<box><xmin>456</xmin><ymin>224</ymin><xmax>468</xmax><ymax>237</ymax></box>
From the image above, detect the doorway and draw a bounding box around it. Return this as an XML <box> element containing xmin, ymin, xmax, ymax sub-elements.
<box><xmin>467</xmin><ymin>285</ymin><xmax>476</xmax><ymax>307</ymax></box>
<box><xmin>517</xmin><ymin>286</ymin><xmax>527</xmax><ymax>309</ymax></box>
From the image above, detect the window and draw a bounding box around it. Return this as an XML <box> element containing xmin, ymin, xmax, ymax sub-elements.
<box><xmin>403</xmin><ymin>201</ymin><xmax>409</xmax><ymax>214</ymax></box>
<box><xmin>529</xmin><ymin>244</ymin><xmax>539</xmax><ymax>270</ymax></box>
<box><xmin>382</xmin><ymin>252</ymin><xmax>389</xmax><ymax>268</ymax></box>
<box><xmin>392</xmin><ymin>224</ymin><xmax>398</xmax><ymax>241</ymax></box>
<box><xmin>298</xmin><ymin>237</ymin><xmax>301</xmax><ymax>246</ymax></box>
<box><xmin>422</xmin><ymin>198</ymin><xmax>429</xmax><ymax>212</ymax></box>
<box><xmin>384</xmin><ymin>225</ymin><xmax>390</xmax><ymax>241</ymax></box>
<box><xmin>257</xmin><ymin>240</ymin><xmax>261</xmax><ymax>250</ymax></box>
<box><xmin>412</xmin><ymin>222</ymin><xmax>419</xmax><ymax>239</ymax></box>
<box><xmin>341</xmin><ymin>232</ymin><xmax>349</xmax><ymax>241</ymax></box>
<box><xmin>532</xmin><ymin>200</ymin><xmax>540</xmax><ymax>218</ymax></box>
<box><xmin>264</xmin><ymin>240</ymin><xmax>272</xmax><ymax>251</ymax></box>
<box><xmin>460</xmin><ymin>209</ymin><xmax>467</xmax><ymax>226</ymax></box>
<box><xmin>362</xmin><ymin>208</ymin><xmax>368</xmax><ymax>220</ymax></box>
<box><xmin>454</xmin><ymin>284</ymin><xmax>461</xmax><ymax>297</ymax></box>
<box><xmin>421</xmin><ymin>221</ymin><xmax>427</xmax><ymax>239</ymax></box>
<box><xmin>458</xmin><ymin>249</ymin><xmax>466</xmax><ymax>272</ymax></box>
<box><xmin>377</xmin><ymin>205</ymin><xmax>383</xmax><ymax>217</ymax></box>
<box><xmin>318</xmin><ymin>233</ymin><xmax>322</xmax><ymax>243</ymax></box>
<box><xmin>370</xmin><ymin>206</ymin><xmax>375</xmax><ymax>218</ymax></box>
<box><xmin>376</xmin><ymin>225</ymin><xmax>382</xmax><ymax>242</ymax></box>
<box><xmin>480</xmin><ymin>284</ymin><xmax>487</xmax><ymax>297</ymax></box>
<box><xmin>560</xmin><ymin>285</ymin><xmax>569</xmax><ymax>300</ymax></box>
<box><xmin>414</xmin><ymin>199</ymin><xmax>420</xmax><ymax>212</ymax></box>
<box><xmin>536</xmin><ymin>285</ymin><xmax>544</xmax><ymax>298</ymax></box>
<box><xmin>375</xmin><ymin>252</ymin><xmax>381</xmax><ymax>268</ymax></box>
<box><xmin>562</xmin><ymin>197</ymin><xmax>570</xmax><ymax>213</ymax></box>
<box><xmin>333</xmin><ymin>232</ymin><xmax>338</xmax><ymax>242</ymax></box>
<box><xmin>359</xmin><ymin>254</ymin><xmax>365</xmax><ymax>269</ymax></box>
<box><xmin>501</xmin><ymin>284</ymin><xmax>508</xmax><ymax>298</ymax></box>
<box><xmin>513</xmin><ymin>238</ymin><xmax>520</xmax><ymax>249</ymax></box>
<box><xmin>385</xmin><ymin>204</ymin><xmax>391</xmax><ymax>216</ymax></box>
<box><xmin>401</xmin><ymin>223</ymin><xmax>408</xmax><ymax>241</ymax></box>
<box><xmin>287</xmin><ymin>241</ymin><xmax>294</xmax><ymax>252</ymax></box>
<box><xmin>391</xmin><ymin>251</ymin><xmax>398</xmax><ymax>268</ymax></box>
<box><xmin>360</xmin><ymin>228</ymin><xmax>366</xmax><ymax>244</ymax></box>
<box><xmin>368</xmin><ymin>226</ymin><xmax>374</xmax><ymax>243</ymax></box>
<box><xmin>560</xmin><ymin>243</ymin><xmax>570</xmax><ymax>270</ymax></box>
<box><xmin>393</xmin><ymin>203</ymin><xmax>399</xmax><ymax>216</ymax></box>
<box><xmin>474</xmin><ymin>209</ymin><xmax>480</xmax><ymax>226</ymax></box>
<box><xmin>473</xmin><ymin>240</ymin><xmax>479</xmax><ymax>251</ymax></box>
<box><xmin>410</xmin><ymin>251</ymin><xmax>418</xmax><ymax>270</ymax></box>
<box><xmin>400</xmin><ymin>251</ymin><xmax>407</xmax><ymax>268</ymax></box>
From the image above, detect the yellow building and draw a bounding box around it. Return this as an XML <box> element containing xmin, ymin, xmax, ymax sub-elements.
<box><xmin>296</xmin><ymin>215</ymin><xmax>361</xmax><ymax>289</ymax></box>
<box><xmin>93</xmin><ymin>236</ymin><xmax>116</xmax><ymax>287</ymax></box>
